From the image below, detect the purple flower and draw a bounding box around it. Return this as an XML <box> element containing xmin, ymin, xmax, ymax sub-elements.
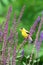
<box><xmin>18</xmin><ymin>5</ymin><xmax>25</xmax><ymax>22</ymax></box>
<box><xmin>0</xmin><ymin>25</ymin><xmax>3</xmax><ymax>41</ymax></box>
<box><xmin>8</xmin><ymin>29</ymin><xmax>14</xmax><ymax>41</ymax></box>
<box><xmin>7</xmin><ymin>6</ymin><xmax>12</xmax><ymax>14</ymax></box>
<box><xmin>6</xmin><ymin>6</ymin><xmax>12</xmax><ymax>21</ymax></box>
<box><xmin>36</xmin><ymin>31</ymin><xmax>43</xmax><ymax>53</ymax></box>
<box><xmin>0</xmin><ymin>31</ymin><xmax>3</xmax><ymax>36</ymax></box>
<box><xmin>40</xmin><ymin>31</ymin><xmax>43</xmax><ymax>41</ymax></box>
<box><xmin>12</xmin><ymin>45</ymin><xmax>16</xmax><ymax>65</ymax></box>
<box><xmin>21</xmin><ymin>49</ymin><xmax>24</xmax><ymax>57</ymax></box>
<box><xmin>30</xmin><ymin>16</ymin><xmax>40</xmax><ymax>36</ymax></box>
<box><xmin>2</xmin><ymin>57</ymin><xmax>6</xmax><ymax>65</ymax></box>
<box><xmin>2</xmin><ymin>22</ymin><xmax>8</xmax><ymax>65</ymax></box>
<box><xmin>36</xmin><ymin>41</ymin><xmax>41</xmax><ymax>53</ymax></box>
<box><xmin>0</xmin><ymin>31</ymin><xmax>3</xmax><ymax>42</ymax></box>
<box><xmin>36</xmin><ymin>16</ymin><xmax>41</xmax><ymax>22</ymax></box>
<box><xmin>2</xmin><ymin>6</ymin><xmax>12</xmax><ymax>65</ymax></box>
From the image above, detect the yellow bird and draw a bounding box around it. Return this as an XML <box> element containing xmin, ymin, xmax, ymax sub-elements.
<box><xmin>20</xmin><ymin>28</ymin><xmax>33</xmax><ymax>43</ymax></box>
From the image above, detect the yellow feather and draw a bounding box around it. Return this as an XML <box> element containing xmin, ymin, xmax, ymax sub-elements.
<box><xmin>20</xmin><ymin>28</ymin><xmax>33</xmax><ymax>43</ymax></box>
<box><xmin>20</xmin><ymin>28</ymin><xmax>29</xmax><ymax>38</ymax></box>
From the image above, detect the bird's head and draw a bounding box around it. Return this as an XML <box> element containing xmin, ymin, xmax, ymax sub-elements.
<box><xmin>19</xmin><ymin>28</ymin><xmax>23</xmax><ymax>32</ymax></box>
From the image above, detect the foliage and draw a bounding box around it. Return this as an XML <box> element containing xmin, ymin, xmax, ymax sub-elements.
<box><xmin>0</xmin><ymin>0</ymin><xmax>43</xmax><ymax>65</ymax></box>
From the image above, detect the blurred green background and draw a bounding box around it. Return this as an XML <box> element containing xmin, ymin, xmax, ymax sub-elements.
<box><xmin>0</xmin><ymin>0</ymin><xmax>43</xmax><ymax>65</ymax></box>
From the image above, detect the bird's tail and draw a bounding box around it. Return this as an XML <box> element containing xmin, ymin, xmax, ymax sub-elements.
<box><xmin>28</xmin><ymin>35</ymin><xmax>33</xmax><ymax>43</ymax></box>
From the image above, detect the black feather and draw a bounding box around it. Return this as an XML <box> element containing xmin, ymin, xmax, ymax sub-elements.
<box><xmin>26</xmin><ymin>32</ymin><xmax>30</xmax><ymax>34</ymax></box>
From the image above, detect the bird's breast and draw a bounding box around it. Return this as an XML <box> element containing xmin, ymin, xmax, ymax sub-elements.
<box><xmin>22</xmin><ymin>31</ymin><xmax>28</xmax><ymax>38</ymax></box>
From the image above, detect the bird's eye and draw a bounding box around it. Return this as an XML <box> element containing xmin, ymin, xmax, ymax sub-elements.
<box><xmin>21</xmin><ymin>28</ymin><xmax>23</xmax><ymax>29</ymax></box>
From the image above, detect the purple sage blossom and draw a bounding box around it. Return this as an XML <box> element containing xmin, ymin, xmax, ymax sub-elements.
<box><xmin>0</xmin><ymin>31</ymin><xmax>3</xmax><ymax>42</ymax></box>
<box><xmin>2</xmin><ymin>22</ymin><xmax>8</xmax><ymax>65</ymax></box>
<box><xmin>6</xmin><ymin>6</ymin><xmax>12</xmax><ymax>21</ymax></box>
<box><xmin>40</xmin><ymin>31</ymin><xmax>43</xmax><ymax>41</ymax></box>
<box><xmin>0</xmin><ymin>31</ymin><xmax>3</xmax><ymax>36</ymax></box>
<box><xmin>36</xmin><ymin>31</ymin><xmax>43</xmax><ymax>53</ymax></box>
<box><xmin>12</xmin><ymin>45</ymin><xmax>16</xmax><ymax>65</ymax></box>
<box><xmin>18</xmin><ymin>5</ymin><xmax>25</xmax><ymax>22</ymax></box>
<box><xmin>6</xmin><ymin>47</ymin><xmax>11</xmax><ymax>65</ymax></box>
<box><xmin>0</xmin><ymin>25</ymin><xmax>3</xmax><ymax>42</ymax></box>
<box><xmin>21</xmin><ymin>49</ymin><xmax>24</xmax><ymax>58</ymax></box>
<box><xmin>30</xmin><ymin>16</ymin><xmax>40</xmax><ymax>36</ymax></box>
<box><xmin>2</xmin><ymin>6</ymin><xmax>12</xmax><ymax>65</ymax></box>
<box><xmin>8</xmin><ymin>29</ymin><xmax>14</xmax><ymax>42</ymax></box>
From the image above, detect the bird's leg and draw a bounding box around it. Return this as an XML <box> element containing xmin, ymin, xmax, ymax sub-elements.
<box><xmin>24</xmin><ymin>37</ymin><xmax>28</xmax><ymax>41</ymax></box>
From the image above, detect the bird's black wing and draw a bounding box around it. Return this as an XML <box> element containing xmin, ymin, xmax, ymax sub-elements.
<box><xmin>26</xmin><ymin>31</ymin><xmax>30</xmax><ymax>34</ymax></box>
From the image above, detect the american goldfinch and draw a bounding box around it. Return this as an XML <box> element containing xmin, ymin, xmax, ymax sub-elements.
<box><xmin>20</xmin><ymin>28</ymin><xmax>33</xmax><ymax>43</ymax></box>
